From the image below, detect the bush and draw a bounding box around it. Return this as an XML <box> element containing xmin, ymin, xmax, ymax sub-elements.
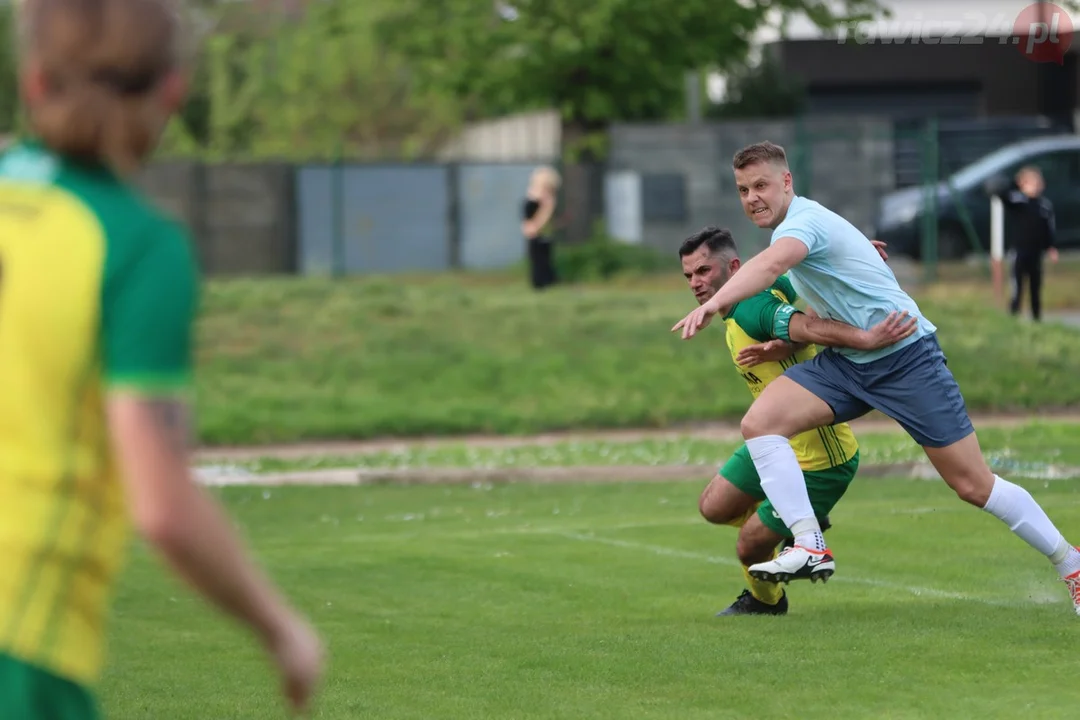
<box><xmin>555</xmin><ymin>226</ymin><xmax>669</xmax><ymax>283</ymax></box>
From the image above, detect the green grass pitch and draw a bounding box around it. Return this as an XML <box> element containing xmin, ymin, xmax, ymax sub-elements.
<box><xmin>100</xmin><ymin>471</ymin><xmax>1080</xmax><ymax>719</ymax></box>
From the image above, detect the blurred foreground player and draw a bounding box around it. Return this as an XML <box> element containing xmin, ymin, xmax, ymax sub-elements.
<box><xmin>0</xmin><ymin>1</ymin><xmax>324</xmax><ymax>717</ymax></box>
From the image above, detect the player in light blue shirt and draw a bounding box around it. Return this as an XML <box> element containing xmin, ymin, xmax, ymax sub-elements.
<box><xmin>672</xmin><ymin>141</ymin><xmax>1080</xmax><ymax>614</ymax></box>
<box><xmin>771</xmin><ymin>195</ymin><xmax>936</xmax><ymax>363</ymax></box>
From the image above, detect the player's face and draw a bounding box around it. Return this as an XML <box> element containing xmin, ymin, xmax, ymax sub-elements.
<box><xmin>734</xmin><ymin>161</ymin><xmax>793</xmax><ymax>229</ymax></box>
<box><xmin>681</xmin><ymin>246</ymin><xmax>738</xmax><ymax>305</ymax></box>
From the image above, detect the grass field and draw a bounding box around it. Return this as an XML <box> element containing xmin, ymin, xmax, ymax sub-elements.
<box><xmin>99</xmin><ymin>260</ymin><xmax>1080</xmax><ymax>719</ymax></box>
<box><xmin>99</xmin><ymin>468</ymin><xmax>1080</xmax><ymax>719</ymax></box>
<box><xmin>917</xmin><ymin>255</ymin><xmax>1080</xmax><ymax>310</ymax></box>
<box><xmin>194</xmin><ymin>269</ymin><xmax>1080</xmax><ymax>445</ymax></box>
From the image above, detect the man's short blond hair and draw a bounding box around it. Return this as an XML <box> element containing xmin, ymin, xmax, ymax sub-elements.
<box><xmin>732</xmin><ymin>142</ymin><xmax>789</xmax><ymax>171</ymax></box>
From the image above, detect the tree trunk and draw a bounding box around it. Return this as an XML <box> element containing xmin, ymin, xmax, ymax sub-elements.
<box><xmin>560</xmin><ymin>118</ymin><xmax>605</xmax><ymax>245</ymax></box>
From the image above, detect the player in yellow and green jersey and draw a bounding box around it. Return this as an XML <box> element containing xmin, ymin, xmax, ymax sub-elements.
<box><xmin>0</xmin><ymin>1</ymin><xmax>324</xmax><ymax>718</ymax></box>
<box><xmin>679</xmin><ymin>227</ymin><xmax>915</xmax><ymax>616</ymax></box>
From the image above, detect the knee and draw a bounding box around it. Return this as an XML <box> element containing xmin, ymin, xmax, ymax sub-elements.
<box><xmin>698</xmin><ymin>491</ymin><xmax>718</xmax><ymax>523</ymax></box>
<box><xmin>946</xmin><ymin>470</ymin><xmax>994</xmax><ymax>507</ymax></box>
<box><xmin>699</xmin><ymin>491</ymin><xmax>732</xmax><ymax>525</ymax></box>
<box><xmin>740</xmin><ymin>411</ymin><xmax>773</xmax><ymax>441</ymax></box>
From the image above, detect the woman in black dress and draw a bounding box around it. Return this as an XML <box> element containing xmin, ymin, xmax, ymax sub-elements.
<box><xmin>522</xmin><ymin>166</ymin><xmax>561</xmax><ymax>290</ymax></box>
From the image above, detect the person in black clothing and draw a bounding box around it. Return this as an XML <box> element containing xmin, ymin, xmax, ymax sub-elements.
<box><xmin>522</xmin><ymin>166</ymin><xmax>561</xmax><ymax>290</ymax></box>
<box><xmin>999</xmin><ymin>166</ymin><xmax>1060</xmax><ymax>321</ymax></box>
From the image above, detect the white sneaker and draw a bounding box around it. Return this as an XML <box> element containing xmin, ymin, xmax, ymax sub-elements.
<box><xmin>1065</xmin><ymin>569</ymin><xmax>1080</xmax><ymax>616</ymax></box>
<box><xmin>748</xmin><ymin>545</ymin><xmax>835</xmax><ymax>584</ymax></box>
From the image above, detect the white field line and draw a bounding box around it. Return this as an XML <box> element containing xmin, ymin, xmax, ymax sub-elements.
<box><xmin>549</xmin><ymin>531</ymin><xmax>1064</xmax><ymax>610</ymax></box>
<box><xmin>255</xmin><ymin>508</ymin><xmax>1068</xmax><ymax>610</ymax></box>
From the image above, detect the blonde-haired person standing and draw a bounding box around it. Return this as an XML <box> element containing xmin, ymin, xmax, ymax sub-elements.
<box><xmin>522</xmin><ymin>165</ymin><xmax>561</xmax><ymax>290</ymax></box>
<box><xmin>0</xmin><ymin>1</ymin><xmax>324</xmax><ymax>717</ymax></box>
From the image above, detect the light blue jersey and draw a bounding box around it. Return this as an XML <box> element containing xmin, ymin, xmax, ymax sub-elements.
<box><xmin>771</xmin><ymin>195</ymin><xmax>937</xmax><ymax>363</ymax></box>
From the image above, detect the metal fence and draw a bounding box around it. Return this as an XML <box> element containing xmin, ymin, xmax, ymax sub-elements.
<box><xmin>609</xmin><ymin>114</ymin><xmax>1077</xmax><ymax>281</ymax></box>
<box><xmin>134</xmin><ymin>115</ymin><xmax>1073</xmax><ymax>279</ymax></box>
<box><xmin>136</xmin><ymin>160</ymin><xmax>605</xmax><ymax>277</ymax></box>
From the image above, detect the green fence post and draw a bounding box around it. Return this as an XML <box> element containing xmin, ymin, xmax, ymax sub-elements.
<box><xmin>331</xmin><ymin>140</ymin><xmax>345</xmax><ymax>278</ymax></box>
<box><xmin>793</xmin><ymin>116</ymin><xmax>812</xmax><ymax>197</ymax></box>
<box><xmin>945</xmin><ymin>178</ymin><xmax>988</xmax><ymax>272</ymax></box>
<box><xmin>920</xmin><ymin>118</ymin><xmax>939</xmax><ymax>283</ymax></box>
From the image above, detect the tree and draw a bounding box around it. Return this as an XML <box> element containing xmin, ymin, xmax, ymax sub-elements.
<box><xmin>380</xmin><ymin>0</ymin><xmax>885</xmax><ymax>161</ymax></box>
<box><xmin>707</xmin><ymin>49</ymin><xmax>807</xmax><ymax>120</ymax></box>
<box><xmin>0</xmin><ymin>5</ymin><xmax>20</xmax><ymax>134</ymax></box>
<box><xmin>158</xmin><ymin>0</ymin><xmax>467</xmax><ymax>160</ymax></box>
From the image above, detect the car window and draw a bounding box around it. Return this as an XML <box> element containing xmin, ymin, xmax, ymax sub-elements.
<box><xmin>1023</xmin><ymin>150</ymin><xmax>1080</xmax><ymax>186</ymax></box>
<box><xmin>949</xmin><ymin>146</ymin><xmax>1026</xmax><ymax>189</ymax></box>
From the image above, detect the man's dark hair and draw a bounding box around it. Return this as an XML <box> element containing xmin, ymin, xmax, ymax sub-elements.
<box><xmin>678</xmin><ymin>226</ymin><xmax>738</xmax><ymax>259</ymax></box>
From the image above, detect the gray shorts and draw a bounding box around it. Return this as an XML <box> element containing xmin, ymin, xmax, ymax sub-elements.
<box><xmin>784</xmin><ymin>334</ymin><xmax>974</xmax><ymax>448</ymax></box>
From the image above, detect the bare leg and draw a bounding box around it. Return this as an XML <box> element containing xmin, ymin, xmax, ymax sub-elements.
<box><xmin>923</xmin><ymin>432</ymin><xmax>1080</xmax><ymax>586</ymax></box>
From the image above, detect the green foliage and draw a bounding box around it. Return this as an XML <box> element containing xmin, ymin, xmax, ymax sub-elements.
<box><xmin>0</xmin><ymin>6</ymin><xmax>19</xmax><ymax>135</ymax></box>
<box><xmin>0</xmin><ymin>0</ymin><xmax>893</xmax><ymax>158</ymax></box>
<box><xmin>161</xmin><ymin>0</ymin><xmax>466</xmax><ymax>160</ymax></box>
<box><xmin>380</xmin><ymin>0</ymin><xmax>885</xmax><ymax>146</ymax></box>
<box><xmin>555</xmin><ymin>227</ymin><xmax>669</xmax><ymax>282</ymax></box>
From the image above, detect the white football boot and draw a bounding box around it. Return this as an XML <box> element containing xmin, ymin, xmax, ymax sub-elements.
<box><xmin>748</xmin><ymin>545</ymin><xmax>835</xmax><ymax>584</ymax></box>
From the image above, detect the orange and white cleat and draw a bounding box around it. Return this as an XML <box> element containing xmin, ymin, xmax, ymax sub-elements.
<box><xmin>1065</xmin><ymin>569</ymin><xmax>1080</xmax><ymax>616</ymax></box>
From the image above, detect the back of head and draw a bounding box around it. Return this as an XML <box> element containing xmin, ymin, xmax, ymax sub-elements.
<box><xmin>732</xmin><ymin>142</ymin><xmax>789</xmax><ymax>171</ymax></box>
<box><xmin>19</xmin><ymin>0</ymin><xmax>181</xmax><ymax>176</ymax></box>
<box><xmin>678</xmin><ymin>226</ymin><xmax>737</xmax><ymax>259</ymax></box>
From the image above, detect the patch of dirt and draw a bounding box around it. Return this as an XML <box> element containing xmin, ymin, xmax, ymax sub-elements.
<box><xmin>197</xmin><ymin>459</ymin><xmax>1080</xmax><ymax>488</ymax></box>
<box><xmin>194</xmin><ymin>410</ymin><xmax>1080</xmax><ymax>463</ymax></box>
<box><xmin>197</xmin><ymin>462</ymin><xmax>920</xmax><ymax>487</ymax></box>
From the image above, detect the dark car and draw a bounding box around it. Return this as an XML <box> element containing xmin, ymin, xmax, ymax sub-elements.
<box><xmin>873</xmin><ymin>135</ymin><xmax>1080</xmax><ymax>260</ymax></box>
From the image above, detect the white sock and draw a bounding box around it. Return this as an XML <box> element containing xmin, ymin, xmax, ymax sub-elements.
<box><xmin>1054</xmin><ymin>547</ymin><xmax>1080</xmax><ymax>579</ymax></box>
<box><xmin>982</xmin><ymin>475</ymin><xmax>1078</xmax><ymax>577</ymax></box>
<box><xmin>745</xmin><ymin>435</ymin><xmax>825</xmax><ymax>552</ymax></box>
